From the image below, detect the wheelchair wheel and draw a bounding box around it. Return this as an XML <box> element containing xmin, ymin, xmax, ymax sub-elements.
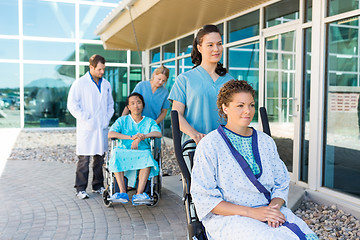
<box><xmin>102</xmin><ymin>188</ymin><xmax>112</xmax><ymax>208</ymax></box>
<box><xmin>146</xmin><ymin>191</ymin><xmax>160</xmax><ymax>207</ymax></box>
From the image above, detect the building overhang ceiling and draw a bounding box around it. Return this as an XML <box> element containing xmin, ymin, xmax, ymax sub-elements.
<box><xmin>95</xmin><ymin>0</ymin><xmax>271</xmax><ymax>51</ymax></box>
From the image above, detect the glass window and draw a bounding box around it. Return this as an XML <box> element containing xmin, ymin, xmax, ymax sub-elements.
<box><xmin>227</xmin><ymin>10</ymin><xmax>259</xmax><ymax>43</ymax></box>
<box><xmin>0</xmin><ymin>1</ymin><xmax>18</xmax><ymax>35</ymax></box>
<box><xmin>131</xmin><ymin>51</ymin><xmax>142</xmax><ymax>64</ymax></box>
<box><xmin>162</xmin><ymin>42</ymin><xmax>175</xmax><ymax>60</ymax></box>
<box><xmin>79</xmin><ymin>5</ymin><xmax>114</xmax><ymax>40</ymax></box>
<box><xmin>0</xmin><ymin>63</ymin><xmax>20</xmax><ymax>128</ymax></box>
<box><xmin>79</xmin><ymin>43</ymin><xmax>127</xmax><ymax>63</ymax></box>
<box><xmin>305</xmin><ymin>0</ymin><xmax>312</xmax><ymax>22</ymax></box>
<box><xmin>300</xmin><ymin>28</ymin><xmax>312</xmax><ymax>182</ymax></box>
<box><xmin>23</xmin><ymin>0</ymin><xmax>75</xmax><ymax>38</ymax></box>
<box><xmin>228</xmin><ymin>42</ymin><xmax>259</xmax><ymax>121</ymax></box>
<box><xmin>150</xmin><ymin>47</ymin><xmax>160</xmax><ymax>63</ymax></box>
<box><xmin>24</xmin><ymin>63</ymin><xmax>76</xmax><ymax>128</ymax></box>
<box><xmin>178</xmin><ymin>57</ymin><xmax>193</xmax><ymax>74</ymax></box>
<box><xmin>24</xmin><ymin>41</ymin><xmax>75</xmax><ymax>61</ymax></box>
<box><xmin>265</xmin><ymin>0</ymin><xmax>299</xmax><ymax>28</ymax></box>
<box><xmin>323</xmin><ymin>17</ymin><xmax>360</xmax><ymax>197</ymax></box>
<box><xmin>265</xmin><ymin>31</ymin><xmax>296</xmax><ymax>172</ymax></box>
<box><xmin>129</xmin><ymin>67</ymin><xmax>142</xmax><ymax>92</ymax></box>
<box><xmin>178</xmin><ymin>35</ymin><xmax>193</xmax><ymax>56</ymax></box>
<box><xmin>0</xmin><ymin>39</ymin><xmax>19</xmax><ymax>59</ymax></box>
<box><xmin>328</xmin><ymin>0</ymin><xmax>359</xmax><ymax>16</ymax></box>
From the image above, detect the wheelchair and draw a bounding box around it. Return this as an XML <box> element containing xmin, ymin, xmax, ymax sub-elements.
<box><xmin>170</xmin><ymin>107</ymin><xmax>271</xmax><ymax>240</ymax></box>
<box><xmin>102</xmin><ymin>137</ymin><xmax>162</xmax><ymax>207</ymax></box>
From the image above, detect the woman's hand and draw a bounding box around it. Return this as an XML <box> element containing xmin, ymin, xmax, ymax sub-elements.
<box><xmin>131</xmin><ymin>133</ymin><xmax>145</xmax><ymax>141</ymax></box>
<box><xmin>248</xmin><ymin>204</ymin><xmax>286</xmax><ymax>228</ymax></box>
<box><xmin>131</xmin><ymin>138</ymin><xmax>140</xmax><ymax>149</ymax></box>
<box><xmin>190</xmin><ymin>132</ymin><xmax>206</xmax><ymax>144</ymax></box>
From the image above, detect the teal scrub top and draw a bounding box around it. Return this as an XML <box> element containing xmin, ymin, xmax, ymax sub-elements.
<box><xmin>132</xmin><ymin>81</ymin><xmax>170</xmax><ymax>121</ymax></box>
<box><xmin>168</xmin><ymin>65</ymin><xmax>233</xmax><ymax>142</ymax></box>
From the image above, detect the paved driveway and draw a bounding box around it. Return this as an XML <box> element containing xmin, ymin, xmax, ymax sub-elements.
<box><xmin>0</xmin><ymin>160</ymin><xmax>187</xmax><ymax>240</ymax></box>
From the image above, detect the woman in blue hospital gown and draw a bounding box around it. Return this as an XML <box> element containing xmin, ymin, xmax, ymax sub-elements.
<box><xmin>190</xmin><ymin>80</ymin><xmax>318</xmax><ymax>240</ymax></box>
<box><xmin>108</xmin><ymin>92</ymin><xmax>162</xmax><ymax>205</ymax></box>
<box><xmin>168</xmin><ymin>24</ymin><xmax>233</xmax><ymax>144</ymax></box>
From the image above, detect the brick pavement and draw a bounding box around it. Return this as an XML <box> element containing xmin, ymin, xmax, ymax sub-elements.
<box><xmin>0</xmin><ymin>160</ymin><xmax>187</xmax><ymax>240</ymax></box>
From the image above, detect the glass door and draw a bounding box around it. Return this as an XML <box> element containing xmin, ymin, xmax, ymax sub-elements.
<box><xmin>265</xmin><ymin>31</ymin><xmax>298</xmax><ymax>174</ymax></box>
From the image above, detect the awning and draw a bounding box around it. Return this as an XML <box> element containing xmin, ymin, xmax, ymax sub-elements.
<box><xmin>95</xmin><ymin>0</ymin><xmax>271</xmax><ymax>51</ymax></box>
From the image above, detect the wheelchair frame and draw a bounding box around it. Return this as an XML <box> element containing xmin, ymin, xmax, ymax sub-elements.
<box><xmin>170</xmin><ymin>107</ymin><xmax>271</xmax><ymax>240</ymax></box>
<box><xmin>102</xmin><ymin>137</ymin><xmax>162</xmax><ymax>207</ymax></box>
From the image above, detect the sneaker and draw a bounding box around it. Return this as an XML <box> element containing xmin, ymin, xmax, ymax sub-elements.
<box><xmin>132</xmin><ymin>192</ymin><xmax>152</xmax><ymax>206</ymax></box>
<box><xmin>92</xmin><ymin>187</ymin><xmax>105</xmax><ymax>194</ymax></box>
<box><xmin>110</xmin><ymin>192</ymin><xmax>129</xmax><ymax>203</ymax></box>
<box><xmin>76</xmin><ymin>191</ymin><xmax>89</xmax><ymax>199</ymax></box>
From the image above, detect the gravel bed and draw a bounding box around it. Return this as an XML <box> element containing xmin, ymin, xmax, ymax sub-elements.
<box><xmin>8</xmin><ymin>129</ymin><xmax>360</xmax><ymax>239</ymax></box>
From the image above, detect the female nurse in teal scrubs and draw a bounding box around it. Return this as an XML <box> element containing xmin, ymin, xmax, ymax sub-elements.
<box><xmin>168</xmin><ymin>24</ymin><xmax>233</xmax><ymax>144</ymax></box>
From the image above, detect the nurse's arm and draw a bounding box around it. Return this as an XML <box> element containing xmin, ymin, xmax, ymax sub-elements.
<box><xmin>172</xmin><ymin>100</ymin><xmax>205</xmax><ymax>144</ymax></box>
<box><xmin>108</xmin><ymin>131</ymin><xmax>133</xmax><ymax>140</ymax></box>
<box><xmin>155</xmin><ymin>109</ymin><xmax>168</xmax><ymax>124</ymax></box>
<box><xmin>121</xmin><ymin>106</ymin><xmax>129</xmax><ymax>116</ymax></box>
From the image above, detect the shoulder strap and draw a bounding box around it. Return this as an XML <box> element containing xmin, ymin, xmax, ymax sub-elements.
<box><xmin>217</xmin><ymin>126</ymin><xmax>308</xmax><ymax>240</ymax></box>
<box><xmin>217</xmin><ymin>126</ymin><xmax>271</xmax><ymax>202</ymax></box>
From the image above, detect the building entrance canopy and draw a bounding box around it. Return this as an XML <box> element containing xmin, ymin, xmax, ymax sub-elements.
<box><xmin>94</xmin><ymin>0</ymin><xmax>270</xmax><ymax>51</ymax></box>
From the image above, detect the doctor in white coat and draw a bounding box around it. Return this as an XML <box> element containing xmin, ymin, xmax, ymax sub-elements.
<box><xmin>67</xmin><ymin>54</ymin><xmax>114</xmax><ymax>199</ymax></box>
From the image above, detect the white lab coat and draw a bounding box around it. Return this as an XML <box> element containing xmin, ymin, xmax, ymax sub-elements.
<box><xmin>67</xmin><ymin>72</ymin><xmax>114</xmax><ymax>155</ymax></box>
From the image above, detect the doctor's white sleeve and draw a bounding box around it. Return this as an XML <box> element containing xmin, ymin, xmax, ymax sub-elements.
<box><xmin>67</xmin><ymin>82</ymin><xmax>90</xmax><ymax>121</ymax></box>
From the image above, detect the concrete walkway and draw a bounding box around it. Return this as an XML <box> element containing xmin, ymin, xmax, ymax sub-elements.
<box><xmin>0</xmin><ymin>160</ymin><xmax>187</xmax><ymax>240</ymax></box>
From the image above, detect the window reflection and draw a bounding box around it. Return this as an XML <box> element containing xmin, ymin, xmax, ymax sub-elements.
<box><xmin>24</xmin><ymin>40</ymin><xmax>75</xmax><ymax>61</ymax></box>
<box><xmin>79</xmin><ymin>43</ymin><xmax>127</xmax><ymax>63</ymax></box>
<box><xmin>324</xmin><ymin>17</ymin><xmax>360</xmax><ymax>197</ymax></box>
<box><xmin>265</xmin><ymin>0</ymin><xmax>299</xmax><ymax>28</ymax></box>
<box><xmin>328</xmin><ymin>0</ymin><xmax>359</xmax><ymax>16</ymax></box>
<box><xmin>0</xmin><ymin>1</ymin><xmax>18</xmax><ymax>35</ymax></box>
<box><xmin>301</xmin><ymin>28</ymin><xmax>312</xmax><ymax>182</ymax></box>
<box><xmin>79</xmin><ymin>5</ymin><xmax>114</xmax><ymax>40</ymax></box>
<box><xmin>178</xmin><ymin>57</ymin><xmax>193</xmax><ymax>74</ymax></box>
<box><xmin>265</xmin><ymin>32</ymin><xmax>296</xmax><ymax>172</ymax></box>
<box><xmin>23</xmin><ymin>0</ymin><xmax>75</xmax><ymax>38</ymax></box>
<box><xmin>0</xmin><ymin>63</ymin><xmax>20</xmax><ymax>128</ymax></box>
<box><xmin>163</xmin><ymin>42</ymin><xmax>175</xmax><ymax>60</ymax></box>
<box><xmin>24</xmin><ymin>64</ymin><xmax>75</xmax><ymax>127</ymax></box>
<box><xmin>228</xmin><ymin>42</ymin><xmax>259</xmax><ymax>121</ymax></box>
<box><xmin>0</xmin><ymin>39</ymin><xmax>19</xmax><ymax>59</ymax></box>
<box><xmin>227</xmin><ymin>11</ymin><xmax>259</xmax><ymax>43</ymax></box>
<box><xmin>150</xmin><ymin>47</ymin><xmax>160</xmax><ymax>63</ymax></box>
<box><xmin>163</xmin><ymin>61</ymin><xmax>176</xmax><ymax>137</ymax></box>
<box><xmin>178</xmin><ymin>35</ymin><xmax>193</xmax><ymax>56</ymax></box>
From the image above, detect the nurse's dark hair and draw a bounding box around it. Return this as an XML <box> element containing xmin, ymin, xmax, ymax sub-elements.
<box><xmin>151</xmin><ymin>65</ymin><xmax>170</xmax><ymax>81</ymax></box>
<box><xmin>191</xmin><ymin>24</ymin><xmax>227</xmax><ymax>76</ymax></box>
<box><xmin>126</xmin><ymin>92</ymin><xmax>145</xmax><ymax>108</ymax></box>
<box><xmin>89</xmin><ymin>54</ymin><xmax>105</xmax><ymax>68</ymax></box>
<box><xmin>217</xmin><ymin>80</ymin><xmax>255</xmax><ymax>121</ymax></box>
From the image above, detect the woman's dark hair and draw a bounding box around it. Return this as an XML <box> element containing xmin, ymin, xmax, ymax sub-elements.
<box><xmin>217</xmin><ymin>80</ymin><xmax>255</xmax><ymax>121</ymax></box>
<box><xmin>126</xmin><ymin>92</ymin><xmax>145</xmax><ymax>108</ymax></box>
<box><xmin>191</xmin><ymin>24</ymin><xmax>227</xmax><ymax>76</ymax></box>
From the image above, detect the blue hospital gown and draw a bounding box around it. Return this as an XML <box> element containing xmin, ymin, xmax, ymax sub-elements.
<box><xmin>190</xmin><ymin>129</ymin><xmax>318</xmax><ymax>240</ymax></box>
<box><xmin>168</xmin><ymin>66</ymin><xmax>233</xmax><ymax>142</ymax></box>
<box><xmin>108</xmin><ymin>115</ymin><xmax>161</xmax><ymax>187</ymax></box>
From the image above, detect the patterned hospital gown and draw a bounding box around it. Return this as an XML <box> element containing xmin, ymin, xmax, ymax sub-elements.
<box><xmin>190</xmin><ymin>129</ymin><xmax>318</xmax><ymax>240</ymax></box>
<box><xmin>108</xmin><ymin>115</ymin><xmax>161</xmax><ymax>187</ymax></box>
